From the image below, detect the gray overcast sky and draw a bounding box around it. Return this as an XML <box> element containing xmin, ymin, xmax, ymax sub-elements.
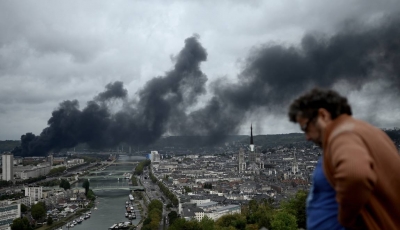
<box><xmin>0</xmin><ymin>0</ymin><xmax>399</xmax><ymax>140</ymax></box>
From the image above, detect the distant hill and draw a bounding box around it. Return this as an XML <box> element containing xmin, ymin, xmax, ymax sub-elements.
<box><xmin>148</xmin><ymin>135</ymin><xmax>248</xmax><ymax>148</ymax></box>
<box><xmin>0</xmin><ymin>140</ymin><xmax>20</xmax><ymax>153</ymax></box>
<box><xmin>2</xmin><ymin>128</ymin><xmax>399</xmax><ymax>155</ymax></box>
<box><xmin>241</xmin><ymin>133</ymin><xmax>309</xmax><ymax>149</ymax></box>
<box><xmin>133</xmin><ymin>134</ymin><xmax>309</xmax><ymax>151</ymax></box>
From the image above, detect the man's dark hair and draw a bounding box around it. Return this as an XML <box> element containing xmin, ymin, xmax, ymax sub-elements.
<box><xmin>288</xmin><ymin>88</ymin><xmax>352</xmax><ymax>122</ymax></box>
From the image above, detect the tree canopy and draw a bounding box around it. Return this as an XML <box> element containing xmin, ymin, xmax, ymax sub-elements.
<box><xmin>280</xmin><ymin>190</ymin><xmax>307</xmax><ymax>229</ymax></box>
<box><xmin>20</xmin><ymin>204</ymin><xmax>28</xmax><ymax>213</ymax></box>
<box><xmin>270</xmin><ymin>211</ymin><xmax>297</xmax><ymax>230</ymax></box>
<box><xmin>31</xmin><ymin>202</ymin><xmax>46</xmax><ymax>221</ymax></box>
<box><xmin>11</xmin><ymin>217</ymin><xmax>33</xmax><ymax>230</ymax></box>
<box><xmin>47</xmin><ymin>216</ymin><xmax>53</xmax><ymax>225</ymax></box>
<box><xmin>168</xmin><ymin>211</ymin><xmax>178</xmax><ymax>226</ymax></box>
<box><xmin>142</xmin><ymin>199</ymin><xmax>163</xmax><ymax>230</ymax></box>
<box><xmin>59</xmin><ymin>179</ymin><xmax>71</xmax><ymax>190</ymax></box>
<box><xmin>82</xmin><ymin>179</ymin><xmax>90</xmax><ymax>195</ymax></box>
<box><xmin>164</xmin><ymin>190</ymin><xmax>306</xmax><ymax>230</ymax></box>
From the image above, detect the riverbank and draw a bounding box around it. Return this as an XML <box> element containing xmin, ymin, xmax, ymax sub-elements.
<box><xmin>37</xmin><ymin>202</ymin><xmax>94</xmax><ymax>230</ymax></box>
<box><xmin>132</xmin><ymin>186</ymin><xmax>148</xmax><ymax>229</ymax></box>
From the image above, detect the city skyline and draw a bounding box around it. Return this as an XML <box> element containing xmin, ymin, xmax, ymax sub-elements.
<box><xmin>1</xmin><ymin>1</ymin><xmax>400</xmax><ymax>142</ymax></box>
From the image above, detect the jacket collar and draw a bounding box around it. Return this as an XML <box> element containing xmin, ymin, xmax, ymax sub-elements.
<box><xmin>322</xmin><ymin>114</ymin><xmax>352</xmax><ymax>149</ymax></box>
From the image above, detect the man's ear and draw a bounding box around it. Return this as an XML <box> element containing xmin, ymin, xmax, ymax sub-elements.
<box><xmin>318</xmin><ymin>108</ymin><xmax>332</xmax><ymax>122</ymax></box>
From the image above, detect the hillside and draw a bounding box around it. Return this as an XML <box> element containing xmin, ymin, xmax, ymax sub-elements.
<box><xmin>0</xmin><ymin>140</ymin><xmax>20</xmax><ymax>153</ymax></box>
<box><xmin>242</xmin><ymin>133</ymin><xmax>309</xmax><ymax>149</ymax></box>
<box><xmin>2</xmin><ymin>128</ymin><xmax>399</xmax><ymax>155</ymax></box>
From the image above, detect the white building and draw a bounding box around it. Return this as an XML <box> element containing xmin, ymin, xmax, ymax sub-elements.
<box><xmin>47</xmin><ymin>154</ymin><xmax>54</xmax><ymax>166</ymax></box>
<box><xmin>12</xmin><ymin>158</ymin><xmax>22</xmax><ymax>166</ymax></box>
<box><xmin>24</xmin><ymin>186</ymin><xmax>43</xmax><ymax>205</ymax></box>
<box><xmin>190</xmin><ymin>198</ymin><xmax>211</xmax><ymax>206</ymax></box>
<box><xmin>0</xmin><ymin>201</ymin><xmax>20</xmax><ymax>230</ymax></box>
<box><xmin>20</xmin><ymin>164</ymin><xmax>51</xmax><ymax>180</ymax></box>
<box><xmin>206</xmin><ymin>205</ymin><xmax>241</xmax><ymax>221</ymax></box>
<box><xmin>1</xmin><ymin>154</ymin><xmax>13</xmax><ymax>181</ymax></box>
<box><xmin>190</xmin><ymin>204</ymin><xmax>241</xmax><ymax>222</ymax></box>
<box><xmin>11</xmin><ymin>197</ymin><xmax>30</xmax><ymax>208</ymax></box>
<box><xmin>150</xmin><ymin>151</ymin><xmax>160</xmax><ymax>163</ymax></box>
<box><xmin>67</xmin><ymin>159</ymin><xmax>84</xmax><ymax>165</ymax></box>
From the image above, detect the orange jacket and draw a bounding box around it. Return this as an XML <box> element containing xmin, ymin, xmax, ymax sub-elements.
<box><xmin>322</xmin><ymin>115</ymin><xmax>400</xmax><ymax>230</ymax></box>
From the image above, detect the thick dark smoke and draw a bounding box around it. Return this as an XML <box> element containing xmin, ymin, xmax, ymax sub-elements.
<box><xmin>174</xmin><ymin>15</ymin><xmax>400</xmax><ymax>143</ymax></box>
<box><xmin>13</xmin><ymin>36</ymin><xmax>208</xmax><ymax>156</ymax></box>
<box><xmin>95</xmin><ymin>81</ymin><xmax>127</xmax><ymax>102</ymax></box>
<box><xmin>13</xmin><ymin>16</ymin><xmax>400</xmax><ymax>156</ymax></box>
<box><xmin>220</xmin><ymin>17</ymin><xmax>400</xmax><ymax>110</ymax></box>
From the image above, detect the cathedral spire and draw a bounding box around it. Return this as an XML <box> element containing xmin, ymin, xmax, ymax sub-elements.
<box><xmin>250</xmin><ymin>123</ymin><xmax>254</xmax><ymax>145</ymax></box>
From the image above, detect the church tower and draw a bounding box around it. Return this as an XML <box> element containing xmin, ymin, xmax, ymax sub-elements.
<box><xmin>238</xmin><ymin>148</ymin><xmax>246</xmax><ymax>173</ymax></box>
<box><xmin>249</xmin><ymin>124</ymin><xmax>256</xmax><ymax>163</ymax></box>
<box><xmin>291</xmin><ymin>152</ymin><xmax>299</xmax><ymax>175</ymax></box>
<box><xmin>250</xmin><ymin>124</ymin><xmax>255</xmax><ymax>152</ymax></box>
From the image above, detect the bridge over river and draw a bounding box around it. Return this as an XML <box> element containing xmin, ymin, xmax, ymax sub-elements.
<box><xmin>79</xmin><ymin>175</ymin><xmax>131</xmax><ymax>180</ymax></box>
<box><xmin>100</xmin><ymin>161</ymin><xmax>140</xmax><ymax>165</ymax></box>
<box><xmin>91</xmin><ymin>185</ymin><xmax>145</xmax><ymax>192</ymax></box>
<box><xmin>76</xmin><ymin>155</ymin><xmax>146</xmax><ymax>192</ymax></box>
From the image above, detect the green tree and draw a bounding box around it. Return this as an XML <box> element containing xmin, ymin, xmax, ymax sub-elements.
<box><xmin>131</xmin><ymin>175</ymin><xmax>138</xmax><ymax>186</ymax></box>
<box><xmin>134</xmin><ymin>159</ymin><xmax>151</xmax><ymax>175</ymax></box>
<box><xmin>48</xmin><ymin>166</ymin><xmax>66</xmax><ymax>176</ymax></box>
<box><xmin>148</xmin><ymin>199</ymin><xmax>163</xmax><ymax>212</ymax></box>
<box><xmin>47</xmin><ymin>216</ymin><xmax>53</xmax><ymax>225</ymax></box>
<box><xmin>143</xmin><ymin>217</ymin><xmax>152</xmax><ymax>226</ymax></box>
<box><xmin>86</xmin><ymin>189</ymin><xmax>96</xmax><ymax>201</ymax></box>
<box><xmin>11</xmin><ymin>217</ymin><xmax>33</xmax><ymax>230</ymax></box>
<box><xmin>244</xmin><ymin>199</ymin><xmax>273</xmax><ymax>229</ymax></box>
<box><xmin>135</xmin><ymin>164</ymin><xmax>144</xmax><ymax>175</ymax></box>
<box><xmin>168</xmin><ymin>218</ymin><xmax>201</xmax><ymax>230</ymax></box>
<box><xmin>0</xmin><ymin>180</ymin><xmax>13</xmax><ymax>189</ymax></box>
<box><xmin>281</xmin><ymin>190</ymin><xmax>307</xmax><ymax>229</ymax></box>
<box><xmin>168</xmin><ymin>211</ymin><xmax>178</xmax><ymax>226</ymax></box>
<box><xmin>82</xmin><ymin>179</ymin><xmax>90</xmax><ymax>195</ymax></box>
<box><xmin>215</xmin><ymin>213</ymin><xmax>246</xmax><ymax>230</ymax></box>
<box><xmin>142</xmin><ymin>199</ymin><xmax>163</xmax><ymax>230</ymax></box>
<box><xmin>20</xmin><ymin>204</ymin><xmax>28</xmax><ymax>213</ymax></box>
<box><xmin>183</xmin><ymin>186</ymin><xmax>192</xmax><ymax>194</ymax></box>
<box><xmin>245</xmin><ymin>224</ymin><xmax>259</xmax><ymax>230</ymax></box>
<box><xmin>200</xmin><ymin>216</ymin><xmax>215</xmax><ymax>230</ymax></box>
<box><xmin>31</xmin><ymin>202</ymin><xmax>46</xmax><ymax>221</ymax></box>
<box><xmin>270</xmin><ymin>211</ymin><xmax>297</xmax><ymax>230</ymax></box>
<box><xmin>59</xmin><ymin>179</ymin><xmax>71</xmax><ymax>190</ymax></box>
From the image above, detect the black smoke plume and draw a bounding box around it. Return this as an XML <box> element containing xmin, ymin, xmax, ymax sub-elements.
<box><xmin>95</xmin><ymin>81</ymin><xmax>127</xmax><ymax>102</ymax></box>
<box><xmin>173</xmin><ymin>15</ymin><xmax>400</xmax><ymax>143</ymax></box>
<box><xmin>13</xmin><ymin>36</ymin><xmax>208</xmax><ymax>156</ymax></box>
<box><xmin>13</xmin><ymin>15</ymin><xmax>400</xmax><ymax>156</ymax></box>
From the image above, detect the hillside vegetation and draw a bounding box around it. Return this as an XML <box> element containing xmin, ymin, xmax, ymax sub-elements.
<box><xmin>0</xmin><ymin>140</ymin><xmax>19</xmax><ymax>153</ymax></box>
<box><xmin>2</xmin><ymin>128</ymin><xmax>399</xmax><ymax>154</ymax></box>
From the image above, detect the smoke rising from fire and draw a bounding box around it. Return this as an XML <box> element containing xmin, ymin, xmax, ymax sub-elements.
<box><xmin>13</xmin><ymin>16</ymin><xmax>400</xmax><ymax>156</ymax></box>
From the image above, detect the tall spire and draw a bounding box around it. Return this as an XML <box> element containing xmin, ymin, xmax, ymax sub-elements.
<box><xmin>250</xmin><ymin>123</ymin><xmax>254</xmax><ymax>145</ymax></box>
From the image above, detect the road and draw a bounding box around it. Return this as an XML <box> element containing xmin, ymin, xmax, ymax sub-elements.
<box><xmin>139</xmin><ymin>170</ymin><xmax>171</xmax><ymax>230</ymax></box>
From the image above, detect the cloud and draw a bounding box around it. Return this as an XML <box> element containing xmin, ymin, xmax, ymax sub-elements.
<box><xmin>0</xmin><ymin>0</ymin><xmax>399</xmax><ymax>144</ymax></box>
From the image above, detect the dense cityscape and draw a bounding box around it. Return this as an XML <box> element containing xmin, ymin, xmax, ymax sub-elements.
<box><xmin>0</xmin><ymin>127</ymin><xmax>399</xmax><ymax>230</ymax></box>
<box><xmin>1</xmin><ymin>1</ymin><xmax>400</xmax><ymax>230</ymax></box>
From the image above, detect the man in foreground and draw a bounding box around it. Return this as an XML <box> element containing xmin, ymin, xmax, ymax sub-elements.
<box><xmin>288</xmin><ymin>88</ymin><xmax>400</xmax><ymax>229</ymax></box>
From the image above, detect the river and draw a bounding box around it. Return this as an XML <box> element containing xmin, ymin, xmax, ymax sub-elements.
<box><xmin>60</xmin><ymin>155</ymin><xmax>146</xmax><ymax>230</ymax></box>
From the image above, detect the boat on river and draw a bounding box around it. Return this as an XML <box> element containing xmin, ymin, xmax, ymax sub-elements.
<box><xmin>109</xmin><ymin>221</ymin><xmax>131</xmax><ymax>229</ymax></box>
